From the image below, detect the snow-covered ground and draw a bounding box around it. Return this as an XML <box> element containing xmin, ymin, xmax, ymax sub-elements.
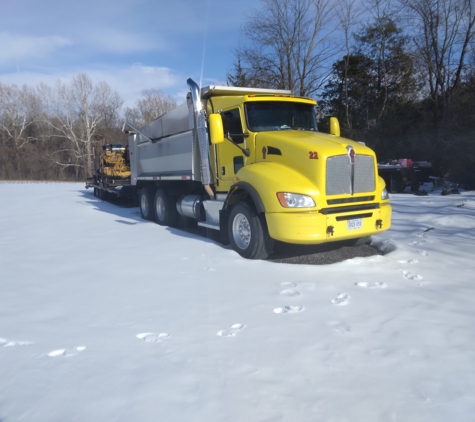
<box><xmin>1</xmin><ymin>182</ymin><xmax>475</xmax><ymax>422</ymax></box>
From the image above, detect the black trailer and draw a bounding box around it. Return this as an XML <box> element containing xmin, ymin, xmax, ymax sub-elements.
<box><xmin>378</xmin><ymin>160</ymin><xmax>432</xmax><ymax>193</ymax></box>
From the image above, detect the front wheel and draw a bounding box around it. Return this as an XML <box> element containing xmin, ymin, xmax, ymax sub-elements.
<box><xmin>228</xmin><ymin>202</ymin><xmax>274</xmax><ymax>260</ymax></box>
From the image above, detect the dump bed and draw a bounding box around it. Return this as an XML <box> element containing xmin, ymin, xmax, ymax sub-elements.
<box><xmin>128</xmin><ymin>101</ymin><xmax>202</xmax><ymax>184</ymax></box>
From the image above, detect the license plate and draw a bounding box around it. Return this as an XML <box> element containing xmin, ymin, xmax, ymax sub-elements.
<box><xmin>347</xmin><ymin>218</ymin><xmax>362</xmax><ymax>230</ymax></box>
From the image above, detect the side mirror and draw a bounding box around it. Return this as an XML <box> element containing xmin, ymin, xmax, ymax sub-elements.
<box><xmin>209</xmin><ymin>113</ymin><xmax>224</xmax><ymax>144</ymax></box>
<box><xmin>330</xmin><ymin>117</ymin><xmax>340</xmax><ymax>137</ymax></box>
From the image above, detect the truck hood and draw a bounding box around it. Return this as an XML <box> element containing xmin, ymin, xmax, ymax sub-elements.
<box><xmin>254</xmin><ymin>130</ymin><xmax>376</xmax><ymax>194</ymax></box>
<box><xmin>255</xmin><ymin>130</ymin><xmax>372</xmax><ymax>158</ymax></box>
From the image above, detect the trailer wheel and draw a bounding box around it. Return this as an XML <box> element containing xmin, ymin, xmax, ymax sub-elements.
<box><xmin>153</xmin><ymin>189</ymin><xmax>178</xmax><ymax>226</ymax></box>
<box><xmin>228</xmin><ymin>201</ymin><xmax>274</xmax><ymax>260</ymax></box>
<box><xmin>139</xmin><ymin>187</ymin><xmax>154</xmax><ymax>220</ymax></box>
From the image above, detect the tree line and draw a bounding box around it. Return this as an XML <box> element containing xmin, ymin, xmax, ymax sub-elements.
<box><xmin>0</xmin><ymin>74</ymin><xmax>176</xmax><ymax>181</ymax></box>
<box><xmin>228</xmin><ymin>0</ymin><xmax>475</xmax><ymax>186</ymax></box>
<box><xmin>2</xmin><ymin>0</ymin><xmax>474</xmax><ymax>186</ymax></box>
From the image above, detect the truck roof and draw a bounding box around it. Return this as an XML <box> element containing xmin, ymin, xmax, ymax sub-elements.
<box><xmin>200</xmin><ymin>85</ymin><xmax>292</xmax><ymax>99</ymax></box>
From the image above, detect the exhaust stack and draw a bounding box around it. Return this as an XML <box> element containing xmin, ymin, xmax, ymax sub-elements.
<box><xmin>187</xmin><ymin>78</ymin><xmax>214</xmax><ymax>199</ymax></box>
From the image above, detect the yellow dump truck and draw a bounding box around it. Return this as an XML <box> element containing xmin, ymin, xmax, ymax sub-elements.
<box><xmin>114</xmin><ymin>78</ymin><xmax>391</xmax><ymax>259</ymax></box>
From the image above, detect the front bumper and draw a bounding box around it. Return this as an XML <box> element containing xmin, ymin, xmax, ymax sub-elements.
<box><xmin>265</xmin><ymin>203</ymin><xmax>392</xmax><ymax>244</ymax></box>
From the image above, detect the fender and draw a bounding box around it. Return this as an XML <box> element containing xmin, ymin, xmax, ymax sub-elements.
<box><xmin>225</xmin><ymin>181</ymin><xmax>266</xmax><ymax>214</ymax></box>
<box><xmin>227</xmin><ymin>162</ymin><xmax>317</xmax><ymax>214</ymax></box>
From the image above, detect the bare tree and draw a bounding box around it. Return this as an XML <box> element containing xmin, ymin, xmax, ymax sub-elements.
<box><xmin>230</xmin><ymin>0</ymin><xmax>338</xmax><ymax>96</ymax></box>
<box><xmin>0</xmin><ymin>83</ymin><xmax>43</xmax><ymax>178</ymax></box>
<box><xmin>400</xmin><ymin>0</ymin><xmax>475</xmax><ymax>117</ymax></box>
<box><xmin>93</xmin><ymin>81</ymin><xmax>124</xmax><ymax>160</ymax></box>
<box><xmin>124</xmin><ymin>88</ymin><xmax>177</xmax><ymax>127</ymax></box>
<box><xmin>336</xmin><ymin>0</ymin><xmax>364</xmax><ymax>128</ymax></box>
<box><xmin>95</xmin><ymin>81</ymin><xmax>124</xmax><ymax>134</ymax></box>
<box><xmin>0</xmin><ymin>83</ymin><xmax>41</xmax><ymax>149</ymax></box>
<box><xmin>40</xmin><ymin>73</ymin><xmax>123</xmax><ymax>178</ymax></box>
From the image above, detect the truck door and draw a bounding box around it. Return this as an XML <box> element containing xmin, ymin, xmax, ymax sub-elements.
<box><xmin>215</xmin><ymin>108</ymin><xmax>245</xmax><ymax>192</ymax></box>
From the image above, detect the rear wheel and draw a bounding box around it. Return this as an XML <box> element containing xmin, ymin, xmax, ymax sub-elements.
<box><xmin>228</xmin><ymin>202</ymin><xmax>274</xmax><ymax>260</ymax></box>
<box><xmin>139</xmin><ymin>187</ymin><xmax>154</xmax><ymax>220</ymax></box>
<box><xmin>153</xmin><ymin>189</ymin><xmax>178</xmax><ymax>226</ymax></box>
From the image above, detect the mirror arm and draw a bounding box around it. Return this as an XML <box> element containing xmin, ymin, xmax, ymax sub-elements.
<box><xmin>226</xmin><ymin>132</ymin><xmax>250</xmax><ymax>157</ymax></box>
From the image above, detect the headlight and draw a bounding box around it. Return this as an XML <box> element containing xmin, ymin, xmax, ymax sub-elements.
<box><xmin>381</xmin><ymin>187</ymin><xmax>389</xmax><ymax>200</ymax></box>
<box><xmin>277</xmin><ymin>192</ymin><xmax>316</xmax><ymax>208</ymax></box>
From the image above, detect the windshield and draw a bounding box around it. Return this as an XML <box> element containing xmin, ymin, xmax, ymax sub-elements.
<box><xmin>245</xmin><ymin>101</ymin><xmax>318</xmax><ymax>132</ymax></box>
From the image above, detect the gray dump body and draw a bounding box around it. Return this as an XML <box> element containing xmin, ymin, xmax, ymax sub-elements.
<box><xmin>127</xmin><ymin>98</ymin><xmax>202</xmax><ymax>185</ymax></box>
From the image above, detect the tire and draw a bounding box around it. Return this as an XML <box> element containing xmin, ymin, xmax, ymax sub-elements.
<box><xmin>153</xmin><ymin>188</ymin><xmax>178</xmax><ymax>226</ymax></box>
<box><xmin>228</xmin><ymin>201</ymin><xmax>274</xmax><ymax>260</ymax></box>
<box><xmin>139</xmin><ymin>187</ymin><xmax>154</xmax><ymax>220</ymax></box>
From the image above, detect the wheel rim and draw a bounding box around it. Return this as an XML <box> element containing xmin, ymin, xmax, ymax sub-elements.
<box><xmin>155</xmin><ymin>196</ymin><xmax>165</xmax><ymax>221</ymax></box>
<box><xmin>232</xmin><ymin>213</ymin><xmax>251</xmax><ymax>250</ymax></box>
<box><xmin>141</xmin><ymin>194</ymin><xmax>149</xmax><ymax>217</ymax></box>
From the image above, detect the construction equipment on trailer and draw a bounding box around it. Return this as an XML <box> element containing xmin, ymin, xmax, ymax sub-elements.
<box><xmin>86</xmin><ymin>144</ymin><xmax>134</xmax><ymax>200</ymax></box>
<box><xmin>87</xmin><ymin>78</ymin><xmax>392</xmax><ymax>259</ymax></box>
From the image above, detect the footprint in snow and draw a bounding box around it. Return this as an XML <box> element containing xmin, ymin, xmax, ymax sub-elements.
<box><xmin>331</xmin><ymin>293</ymin><xmax>350</xmax><ymax>306</ymax></box>
<box><xmin>273</xmin><ymin>305</ymin><xmax>305</xmax><ymax>314</ymax></box>
<box><xmin>47</xmin><ymin>346</ymin><xmax>86</xmax><ymax>357</ymax></box>
<box><xmin>397</xmin><ymin>259</ymin><xmax>419</xmax><ymax>264</ymax></box>
<box><xmin>0</xmin><ymin>338</ymin><xmax>34</xmax><ymax>347</ymax></box>
<box><xmin>280</xmin><ymin>282</ymin><xmax>297</xmax><ymax>287</ymax></box>
<box><xmin>409</xmin><ymin>240</ymin><xmax>426</xmax><ymax>246</ymax></box>
<box><xmin>327</xmin><ymin>321</ymin><xmax>352</xmax><ymax>333</ymax></box>
<box><xmin>418</xmin><ymin>250</ymin><xmax>430</xmax><ymax>256</ymax></box>
<box><xmin>136</xmin><ymin>333</ymin><xmax>170</xmax><ymax>343</ymax></box>
<box><xmin>401</xmin><ymin>270</ymin><xmax>423</xmax><ymax>281</ymax></box>
<box><xmin>280</xmin><ymin>289</ymin><xmax>300</xmax><ymax>297</ymax></box>
<box><xmin>355</xmin><ymin>281</ymin><xmax>387</xmax><ymax>289</ymax></box>
<box><xmin>217</xmin><ymin>323</ymin><xmax>245</xmax><ymax>337</ymax></box>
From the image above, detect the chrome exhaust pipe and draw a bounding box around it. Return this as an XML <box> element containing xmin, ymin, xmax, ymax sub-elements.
<box><xmin>187</xmin><ymin>78</ymin><xmax>214</xmax><ymax>199</ymax></box>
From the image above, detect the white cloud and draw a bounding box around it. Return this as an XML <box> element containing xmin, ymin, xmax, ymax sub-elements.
<box><xmin>105</xmin><ymin>64</ymin><xmax>184</xmax><ymax>106</ymax></box>
<box><xmin>0</xmin><ymin>63</ymin><xmax>186</xmax><ymax>108</ymax></box>
<box><xmin>80</xmin><ymin>29</ymin><xmax>165</xmax><ymax>54</ymax></box>
<box><xmin>0</xmin><ymin>32</ymin><xmax>72</xmax><ymax>65</ymax></box>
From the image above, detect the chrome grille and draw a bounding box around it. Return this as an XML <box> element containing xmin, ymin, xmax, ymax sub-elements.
<box><xmin>326</xmin><ymin>154</ymin><xmax>375</xmax><ymax>195</ymax></box>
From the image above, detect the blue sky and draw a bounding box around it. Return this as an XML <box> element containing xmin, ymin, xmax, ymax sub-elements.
<box><xmin>1</xmin><ymin>0</ymin><xmax>257</xmax><ymax>106</ymax></box>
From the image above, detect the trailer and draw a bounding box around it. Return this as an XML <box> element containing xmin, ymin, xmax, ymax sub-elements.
<box><xmin>87</xmin><ymin>78</ymin><xmax>392</xmax><ymax>259</ymax></box>
<box><xmin>378</xmin><ymin>159</ymin><xmax>432</xmax><ymax>193</ymax></box>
